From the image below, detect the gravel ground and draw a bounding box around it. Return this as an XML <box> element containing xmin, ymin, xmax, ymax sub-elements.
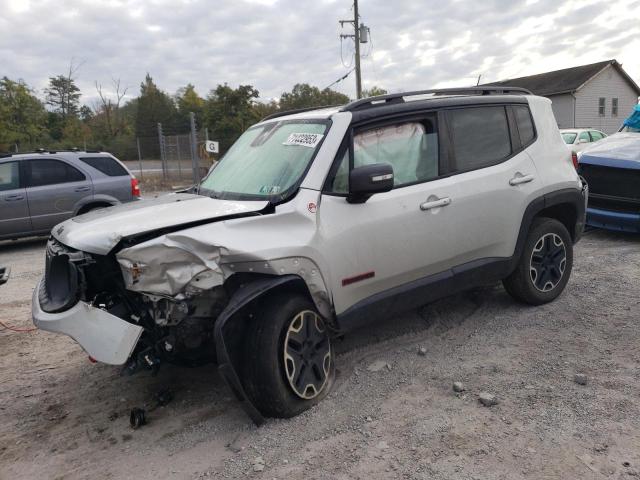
<box><xmin>1</xmin><ymin>229</ymin><xmax>639</xmax><ymax>479</ymax></box>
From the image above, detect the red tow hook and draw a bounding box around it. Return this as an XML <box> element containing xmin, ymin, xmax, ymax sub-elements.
<box><xmin>88</xmin><ymin>356</ymin><xmax>97</xmax><ymax>363</ymax></box>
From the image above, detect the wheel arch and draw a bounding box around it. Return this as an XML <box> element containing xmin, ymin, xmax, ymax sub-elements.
<box><xmin>511</xmin><ymin>188</ymin><xmax>586</xmax><ymax>274</ymax></box>
<box><xmin>214</xmin><ymin>273</ymin><xmax>328</xmax><ymax>425</ymax></box>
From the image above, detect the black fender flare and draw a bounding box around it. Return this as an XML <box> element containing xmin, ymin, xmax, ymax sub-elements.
<box><xmin>213</xmin><ymin>274</ymin><xmax>302</xmax><ymax>425</ymax></box>
<box><xmin>509</xmin><ymin>187</ymin><xmax>586</xmax><ymax>273</ymax></box>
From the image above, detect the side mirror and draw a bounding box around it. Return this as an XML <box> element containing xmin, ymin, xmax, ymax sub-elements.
<box><xmin>347</xmin><ymin>163</ymin><xmax>394</xmax><ymax>204</ymax></box>
<box><xmin>577</xmin><ymin>138</ymin><xmax>588</xmax><ymax>144</ymax></box>
<box><xmin>0</xmin><ymin>266</ymin><xmax>10</xmax><ymax>286</ymax></box>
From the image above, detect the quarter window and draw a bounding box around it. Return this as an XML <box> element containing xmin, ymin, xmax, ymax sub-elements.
<box><xmin>328</xmin><ymin>118</ymin><xmax>439</xmax><ymax>193</ymax></box>
<box><xmin>25</xmin><ymin>159</ymin><xmax>86</xmax><ymax>187</ymax></box>
<box><xmin>449</xmin><ymin>106</ymin><xmax>512</xmax><ymax>172</ymax></box>
<box><xmin>598</xmin><ymin>98</ymin><xmax>606</xmax><ymax>116</ymax></box>
<box><xmin>80</xmin><ymin>156</ymin><xmax>128</xmax><ymax>176</ymax></box>
<box><xmin>0</xmin><ymin>162</ymin><xmax>20</xmax><ymax>192</ymax></box>
<box><xmin>514</xmin><ymin>105</ymin><xmax>535</xmax><ymax>146</ymax></box>
<box><xmin>612</xmin><ymin>98</ymin><xmax>618</xmax><ymax>116</ymax></box>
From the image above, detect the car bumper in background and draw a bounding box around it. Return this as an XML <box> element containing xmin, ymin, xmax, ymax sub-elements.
<box><xmin>32</xmin><ymin>279</ymin><xmax>143</xmax><ymax>364</ymax></box>
<box><xmin>586</xmin><ymin>207</ymin><xmax>640</xmax><ymax>233</ymax></box>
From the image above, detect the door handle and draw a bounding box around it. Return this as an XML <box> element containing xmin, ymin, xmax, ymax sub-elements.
<box><xmin>509</xmin><ymin>174</ymin><xmax>535</xmax><ymax>186</ymax></box>
<box><xmin>74</xmin><ymin>186</ymin><xmax>91</xmax><ymax>192</ymax></box>
<box><xmin>420</xmin><ymin>197</ymin><xmax>451</xmax><ymax>211</ymax></box>
<box><xmin>4</xmin><ymin>194</ymin><xmax>24</xmax><ymax>201</ymax></box>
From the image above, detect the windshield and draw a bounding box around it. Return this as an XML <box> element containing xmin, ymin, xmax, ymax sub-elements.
<box><xmin>199</xmin><ymin>120</ymin><xmax>329</xmax><ymax>201</ymax></box>
<box><xmin>561</xmin><ymin>132</ymin><xmax>577</xmax><ymax>144</ymax></box>
<box><xmin>620</xmin><ymin>125</ymin><xmax>640</xmax><ymax>133</ymax></box>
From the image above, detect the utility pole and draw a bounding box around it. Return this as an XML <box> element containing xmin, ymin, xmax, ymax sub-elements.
<box><xmin>340</xmin><ymin>0</ymin><xmax>368</xmax><ymax>99</ymax></box>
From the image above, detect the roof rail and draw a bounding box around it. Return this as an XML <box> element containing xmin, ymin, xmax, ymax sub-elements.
<box><xmin>0</xmin><ymin>149</ymin><xmax>104</xmax><ymax>157</ymax></box>
<box><xmin>341</xmin><ymin>86</ymin><xmax>533</xmax><ymax>112</ymax></box>
<box><xmin>261</xmin><ymin>104</ymin><xmax>343</xmax><ymax>122</ymax></box>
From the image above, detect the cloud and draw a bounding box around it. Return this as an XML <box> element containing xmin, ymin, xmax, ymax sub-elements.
<box><xmin>0</xmin><ymin>0</ymin><xmax>637</xmax><ymax>105</ymax></box>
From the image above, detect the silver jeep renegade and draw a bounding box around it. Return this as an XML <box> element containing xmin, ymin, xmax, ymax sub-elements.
<box><xmin>32</xmin><ymin>87</ymin><xmax>587</xmax><ymax>423</ymax></box>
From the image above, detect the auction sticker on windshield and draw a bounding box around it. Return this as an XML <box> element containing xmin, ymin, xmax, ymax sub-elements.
<box><xmin>283</xmin><ymin>133</ymin><xmax>324</xmax><ymax>148</ymax></box>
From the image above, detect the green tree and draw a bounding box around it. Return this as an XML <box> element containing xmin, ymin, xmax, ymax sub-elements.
<box><xmin>279</xmin><ymin>83</ymin><xmax>350</xmax><ymax>111</ymax></box>
<box><xmin>362</xmin><ymin>86</ymin><xmax>388</xmax><ymax>97</ymax></box>
<box><xmin>204</xmin><ymin>84</ymin><xmax>260</xmax><ymax>153</ymax></box>
<box><xmin>0</xmin><ymin>77</ymin><xmax>47</xmax><ymax>150</ymax></box>
<box><xmin>45</xmin><ymin>74</ymin><xmax>81</xmax><ymax>119</ymax></box>
<box><xmin>175</xmin><ymin>83</ymin><xmax>205</xmax><ymax>130</ymax></box>
<box><xmin>135</xmin><ymin>73</ymin><xmax>178</xmax><ymax>137</ymax></box>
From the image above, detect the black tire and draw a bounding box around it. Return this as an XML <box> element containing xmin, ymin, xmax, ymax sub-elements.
<box><xmin>503</xmin><ymin>217</ymin><xmax>573</xmax><ymax>305</ymax></box>
<box><xmin>241</xmin><ymin>293</ymin><xmax>334</xmax><ymax>418</ymax></box>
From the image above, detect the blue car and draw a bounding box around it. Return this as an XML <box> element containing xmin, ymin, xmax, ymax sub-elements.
<box><xmin>578</xmin><ymin>105</ymin><xmax>640</xmax><ymax>233</ymax></box>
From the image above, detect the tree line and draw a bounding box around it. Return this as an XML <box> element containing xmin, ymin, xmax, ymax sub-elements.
<box><xmin>0</xmin><ymin>70</ymin><xmax>387</xmax><ymax>159</ymax></box>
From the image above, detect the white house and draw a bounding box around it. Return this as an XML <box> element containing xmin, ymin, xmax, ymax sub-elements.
<box><xmin>487</xmin><ymin>60</ymin><xmax>640</xmax><ymax>134</ymax></box>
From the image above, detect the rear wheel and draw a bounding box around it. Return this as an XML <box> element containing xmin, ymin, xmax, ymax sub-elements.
<box><xmin>242</xmin><ymin>293</ymin><xmax>334</xmax><ymax>418</ymax></box>
<box><xmin>503</xmin><ymin>217</ymin><xmax>573</xmax><ymax>305</ymax></box>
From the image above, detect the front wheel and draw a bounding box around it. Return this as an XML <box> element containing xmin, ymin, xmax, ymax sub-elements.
<box><xmin>242</xmin><ymin>294</ymin><xmax>334</xmax><ymax>418</ymax></box>
<box><xmin>503</xmin><ymin>217</ymin><xmax>573</xmax><ymax>305</ymax></box>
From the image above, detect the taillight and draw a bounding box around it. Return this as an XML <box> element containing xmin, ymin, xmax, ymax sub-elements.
<box><xmin>571</xmin><ymin>151</ymin><xmax>578</xmax><ymax>169</ymax></box>
<box><xmin>131</xmin><ymin>177</ymin><xmax>140</xmax><ymax>197</ymax></box>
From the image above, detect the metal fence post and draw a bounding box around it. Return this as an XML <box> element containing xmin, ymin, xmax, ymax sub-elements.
<box><xmin>157</xmin><ymin>122</ymin><xmax>166</xmax><ymax>181</ymax></box>
<box><xmin>189</xmin><ymin>112</ymin><xmax>199</xmax><ymax>184</ymax></box>
<box><xmin>136</xmin><ymin>137</ymin><xmax>144</xmax><ymax>181</ymax></box>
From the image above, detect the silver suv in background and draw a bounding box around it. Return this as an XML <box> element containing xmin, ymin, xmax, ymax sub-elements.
<box><xmin>0</xmin><ymin>150</ymin><xmax>140</xmax><ymax>240</ymax></box>
<box><xmin>33</xmin><ymin>87</ymin><xmax>587</xmax><ymax>424</ymax></box>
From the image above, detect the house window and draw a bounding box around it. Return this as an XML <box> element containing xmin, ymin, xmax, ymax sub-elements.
<box><xmin>598</xmin><ymin>98</ymin><xmax>606</xmax><ymax>117</ymax></box>
<box><xmin>612</xmin><ymin>98</ymin><xmax>619</xmax><ymax>116</ymax></box>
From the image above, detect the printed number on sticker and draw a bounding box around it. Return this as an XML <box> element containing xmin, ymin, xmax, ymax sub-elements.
<box><xmin>283</xmin><ymin>133</ymin><xmax>324</xmax><ymax>148</ymax></box>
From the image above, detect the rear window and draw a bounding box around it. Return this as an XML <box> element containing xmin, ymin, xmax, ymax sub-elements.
<box><xmin>562</xmin><ymin>133</ymin><xmax>577</xmax><ymax>144</ymax></box>
<box><xmin>514</xmin><ymin>105</ymin><xmax>535</xmax><ymax>146</ymax></box>
<box><xmin>80</xmin><ymin>156</ymin><xmax>129</xmax><ymax>177</ymax></box>
<box><xmin>449</xmin><ymin>106</ymin><xmax>512</xmax><ymax>172</ymax></box>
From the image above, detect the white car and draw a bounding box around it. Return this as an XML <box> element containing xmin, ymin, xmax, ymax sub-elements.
<box><xmin>33</xmin><ymin>87</ymin><xmax>587</xmax><ymax>423</ymax></box>
<box><xmin>560</xmin><ymin>128</ymin><xmax>607</xmax><ymax>152</ymax></box>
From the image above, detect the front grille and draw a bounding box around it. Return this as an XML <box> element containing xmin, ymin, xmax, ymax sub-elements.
<box><xmin>578</xmin><ymin>164</ymin><xmax>640</xmax><ymax>200</ymax></box>
<box><xmin>40</xmin><ymin>238</ymin><xmax>82</xmax><ymax>313</ymax></box>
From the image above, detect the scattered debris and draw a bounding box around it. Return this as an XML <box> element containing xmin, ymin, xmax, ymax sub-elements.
<box><xmin>417</xmin><ymin>346</ymin><xmax>427</xmax><ymax>356</ymax></box>
<box><xmin>253</xmin><ymin>456</ymin><xmax>265</xmax><ymax>472</ymax></box>
<box><xmin>576</xmin><ymin>453</ymin><xmax>597</xmax><ymax>472</ymax></box>
<box><xmin>129</xmin><ymin>388</ymin><xmax>174</xmax><ymax>429</ymax></box>
<box><xmin>478</xmin><ymin>392</ymin><xmax>498</xmax><ymax>407</ymax></box>
<box><xmin>574</xmin><ymin>374</ymin><xmax>588</xmax><ymax>386</ymax></box>
<box><xmin>377</xmin><ymin>441</ymin><xmax>389</xmax><ymax>450</ymax></box>
<box><xmin>365</xmin><ymin>416</ymin><xmax>373</xmax><ymax>422</ymax></box>
<box><xmin>453</xmin><ymin>381</ymin><xmax>465</xmax><ymax>393</ymax></box>
<box><xmin>129</xmin><ymin>408</ymin><xmax>146</xmax><ymax>429</ymax></box>
<box><xmin>367</xmin><ymin>360</ymin><xmax>390</xmax><ymax>372</ymax></box>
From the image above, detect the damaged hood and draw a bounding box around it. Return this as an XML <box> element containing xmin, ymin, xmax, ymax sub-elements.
<box><xmin>53</xmin><ymin>193</ymin><xmax>268</xmax><ymax>255</ymax></box>
<box><xmin>580</xmin><ymin>133</ymin><xmax>640</xmax><ymax>169</ymax></box>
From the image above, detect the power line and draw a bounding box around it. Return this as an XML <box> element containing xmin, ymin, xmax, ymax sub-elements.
<box><xmin>324</xmin><ymin>68</ymin><xmax>355</xmax><ymax>90</ymax></box>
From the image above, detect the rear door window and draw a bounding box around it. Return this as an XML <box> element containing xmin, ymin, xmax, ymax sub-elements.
<box><xmin>0</xmin><ymin>162</ymin><xmax>20</xmax><ymax>191</ymax></box>
<box><xmin>79</xmin><ymin>156</ymin><xmax>129</xmax><ymax>176</ymax></box>
<box><xmin>578</xmin><ymin>131</ymin><xmax>590</xmax><ymax>143</ymax></box>
<box><xmin>448</xmin><ymin>106</ymin><xmax>512</xmax><ymax>172</ymax></box>
<box><xmin>25</xmin><ymin>159</ymin><xmax>86</xmax><ymax>187</ymax></box>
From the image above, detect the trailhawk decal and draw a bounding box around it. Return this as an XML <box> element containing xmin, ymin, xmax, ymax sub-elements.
<box><xmin>283</xmin><ymin>133</ymin><xmax>324</xmax><ymax>148</ymax></box>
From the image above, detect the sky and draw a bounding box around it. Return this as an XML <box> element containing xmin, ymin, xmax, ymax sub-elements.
<box><xmin>1</xmin><ymin>0</ymin><xmax>639</xmax><ymax>105</ymax></box>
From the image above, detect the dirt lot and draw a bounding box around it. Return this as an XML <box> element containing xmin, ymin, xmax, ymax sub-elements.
<box><xmin>1</xmin><ymin>229</ymin><xmax>639</xmax><ymax>479</ymax></box>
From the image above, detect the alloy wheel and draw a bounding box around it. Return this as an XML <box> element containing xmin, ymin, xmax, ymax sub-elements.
<box><xmin>283</xmin><ymin>310</ymin><xmax>331</xmax><ymax>399</ymax></box>
<box><xmin>529</xmin><ymin>233</ymin><xmax>567</xmax><ymax>292</ymax></box>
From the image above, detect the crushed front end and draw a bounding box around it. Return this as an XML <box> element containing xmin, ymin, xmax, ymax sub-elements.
<box><xmin>33</xmin><ymin>236</ymin><xmax>230</xmax><ymax>372</ymax></box>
